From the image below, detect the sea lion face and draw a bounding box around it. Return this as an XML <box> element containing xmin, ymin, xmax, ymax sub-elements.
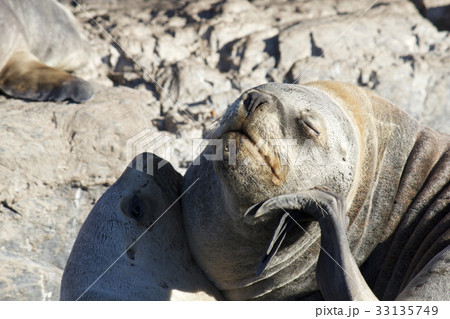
<box><xmin>212</xmin><ymin>83</ymin><xmax>360</xmax><ymax>212</ymax></box>
<box><xmin>61</xmin><ymin>153</ymin><xmax>186</xmax><ymax>300</ymax></box>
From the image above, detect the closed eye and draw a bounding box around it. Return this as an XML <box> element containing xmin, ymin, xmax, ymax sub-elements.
<box><xmin>302</xmin><ymin>119</ymin><xmax>320</xmax><ymax>137</ymax></box>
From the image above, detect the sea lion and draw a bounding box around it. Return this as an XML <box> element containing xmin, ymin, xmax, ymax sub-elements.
<box><xmin>60</xmin><ymin>153</ymin><xmax>221</xmax><ymax>300</ymax></box>
<box><xmin>0</xmin><ymin>0</ymin><xmax>94</xmax><ymax>102</ymax></box>
<box><xmin>181</xmin><ymin>81</ymin><xmax>449</xmax><ymax>300</ymax></box>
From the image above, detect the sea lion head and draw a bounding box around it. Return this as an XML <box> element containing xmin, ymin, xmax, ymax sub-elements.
<box><xmin>211</xmin><ymin>83</ymin><xmax>360</xmax><ymax>213</ymax></box>
<box><xmin>61</xmin><ymin>153</ymin><xmax>183</xmax><ymax>300</ymax></box>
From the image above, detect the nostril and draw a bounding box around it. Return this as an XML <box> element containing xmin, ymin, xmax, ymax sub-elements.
<box><xmin>243</xmin><ymin>91</ymin><xmax>269</xmax><ymax>117</ymax></box>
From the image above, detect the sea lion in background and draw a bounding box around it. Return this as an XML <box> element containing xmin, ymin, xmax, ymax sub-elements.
<box><xmin>182</xmin><ymin>81</ymin><xmax>449</xmax><ymax>300</ymax></box>
<box><xmin>0</xmin><ymin>0</ymin><xmax>94</xmax><ymax>102</ymax></box>
<box><xmin>60</xmin><ymin>153</ymin><xmax>221</xmax><ymax>300</ymax></box>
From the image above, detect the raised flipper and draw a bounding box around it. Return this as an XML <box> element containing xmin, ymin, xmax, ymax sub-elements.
<box><xmin>0</xmin><ymin>50</ymin><xmax>94</xmax><ymax>103</ymax></box>
<box><xmin>246</xmin><ymin>189</ymin><xmax>378</xmax><ymax>301</ymax></box>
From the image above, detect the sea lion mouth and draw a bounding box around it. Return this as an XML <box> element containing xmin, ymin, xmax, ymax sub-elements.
<box><xmin>224</xmin><ymin>128</ymin><xmax>286</xmax><ymax>185</ymax></box>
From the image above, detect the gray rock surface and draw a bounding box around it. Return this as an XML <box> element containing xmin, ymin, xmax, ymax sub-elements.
<box><xmin>1</xmin><ymin>0</ymin><xmax>449</xmax><ymax>300</ymax></box>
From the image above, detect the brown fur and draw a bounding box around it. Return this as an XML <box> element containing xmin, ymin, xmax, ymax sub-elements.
<box><xmin>0</xmin><ymin>0</ymin><xmax>94</xmax><ymax>102</ymax></box>
<box><xmin>306</xmin><ymin>81</ymin><xmax>449</xmax><ymax>299</ymax></box>
<box><xmin>182</xmin><ymin>81</ymin><xmax>449</xmax><ymax>300</ymax></box>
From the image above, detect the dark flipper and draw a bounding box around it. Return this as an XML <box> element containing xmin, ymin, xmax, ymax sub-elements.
<box><xmin>256</xmin><ymin>213</ymin><xmax>293</xmax><ymax>276</ymax></box>
<box><xmin>0</xmin><ymin>50</ymin><xmax>94</xmax><ymax>103</ymax></box>
<box><xmin>245</xmin><ymin>190</ymin><xmax>378</xmax><ymax>300</ymax></box>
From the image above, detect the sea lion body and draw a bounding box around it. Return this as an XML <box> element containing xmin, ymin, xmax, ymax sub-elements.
<box><xmin>61</xmin><ymin>153</ymin><xmax>221</xmax><ymax>301</ymax></box>
<box><xmin>0</xmin><ymin>0</ymin><xmax>94</xmax><ymax>102</ymax></box>
<box><xmin>182</xmin><ymin>81</ymin><xmax>449</xmax><ymax>300</ymax></box>
<box><xmin>62</xmin><ymin>81</ymin><xmax>448</xmax><ymax>300</ymax></box>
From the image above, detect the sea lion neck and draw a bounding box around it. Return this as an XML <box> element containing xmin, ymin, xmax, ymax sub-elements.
<box><xmin>304</xmin><ymin>81</ymin><xmax>439</xmax><ymax>264</ymax></box>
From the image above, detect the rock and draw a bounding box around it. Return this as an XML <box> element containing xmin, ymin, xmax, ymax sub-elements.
<box><xmin>155</xmin><ymin>59</ymin><xmax>232</xmax><ymax>112</ymax></box>
<box><xmin>0</xmin><ymin>85</ymin><xmax>165</xmax><ymax>300</ymax></box>
<box><xmin>164</xmin><ymin>109</ymin><xmax>203</xmax><ymax>138</ymax></box>
<box><xmin>0</xmin><ymin>251</ymin><xmax>62</xmax><ymax>301</ymax></box>
<box><xmin>279</xmin><ymin>1</ymin><xmax>450</xmax><ymax>133</ymax></box>
<box><xmin>156</xmin><ymin>27</ymin><xmax>199</xmax><ymax>64</ymax></box>
<box><xmin>218</xmin><ymin>28</ymin><xmax>279</xmax><ymax>88</ymax></box>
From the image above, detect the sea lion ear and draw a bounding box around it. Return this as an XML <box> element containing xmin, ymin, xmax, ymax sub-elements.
<box><xmin>120</xmin><ymin>192</ymin><xmax>159</xmax><ymax>229</ymax></box>
<box><xmin>129</xmin><ymin>195</ymin><xmax>144</xmax><ymax>221</ymax></box>
<box><xmin>120</xmin><ymin>194</ymin><xmax>145</xmax><ymax>222</ymax></box>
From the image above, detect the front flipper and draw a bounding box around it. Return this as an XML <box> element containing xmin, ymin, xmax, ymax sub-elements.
<box><xmin>246</xmin><ymin>190</ymin><xmax>378</xmax><ymax>301</ymax></box>
<box><xmin>0</xmin><ymin>50</ymin><xmax>94</xmax><ymax>103</ymax></box>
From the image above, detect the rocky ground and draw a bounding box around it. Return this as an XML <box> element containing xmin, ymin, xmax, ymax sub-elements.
<box><xmin>0</xmin><ymin>0</ymin><xmax>449</xmax><ymax>300</ymax></box>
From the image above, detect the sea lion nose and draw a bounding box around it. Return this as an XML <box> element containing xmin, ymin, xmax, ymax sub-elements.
<box><xmin>242</xmin><ymin>91</ymin><xmax>271</xmax><ymax>117</ymax></box>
